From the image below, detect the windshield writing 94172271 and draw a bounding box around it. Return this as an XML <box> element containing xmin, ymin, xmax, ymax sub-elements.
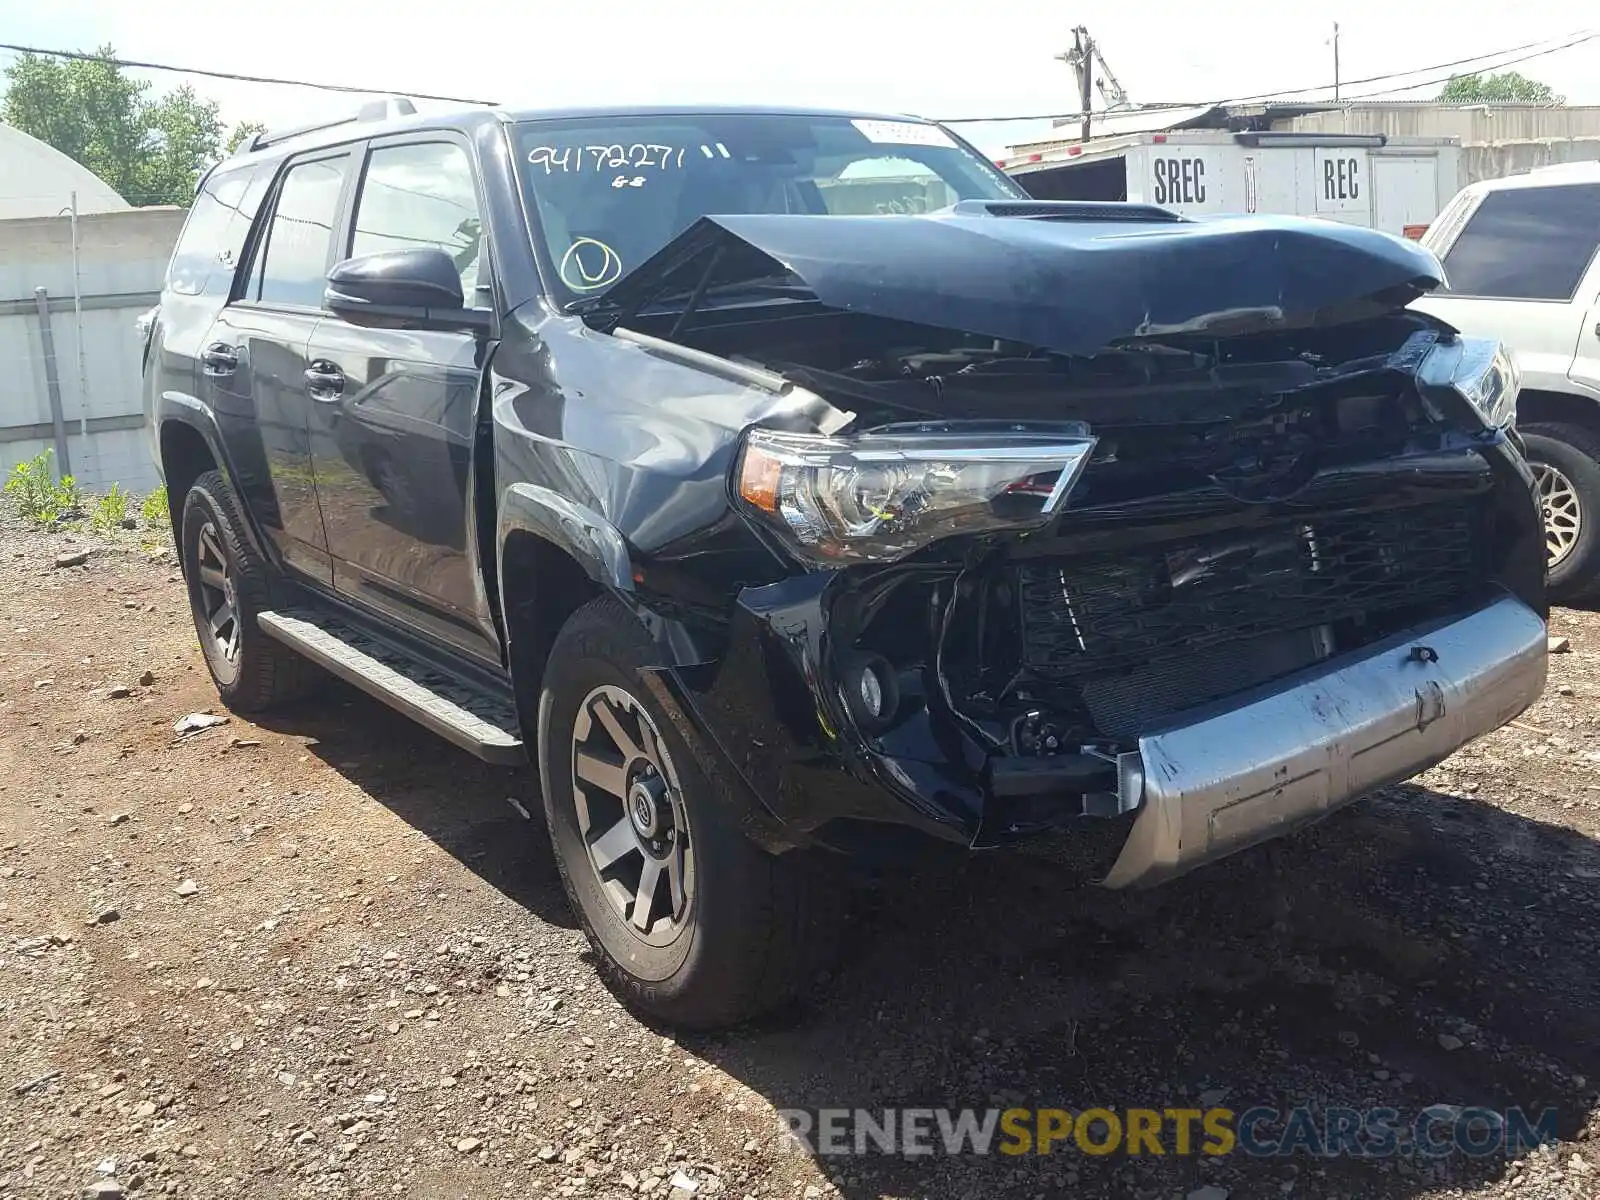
<box><xmin>527</xmin><ymin>144</ymin><xmax>688</xmax><ymax>174</ymax></box>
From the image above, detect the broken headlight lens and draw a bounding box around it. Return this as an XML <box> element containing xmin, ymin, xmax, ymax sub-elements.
<box><xmin>1417</xmin><ymin>335</ymin><xmax>1520</xmax><ymax>431</ymax></box>
<box><xmin>736</xmin><ymin>427</ymin><xmax>1097</xmax><ymax>565</ymax></box>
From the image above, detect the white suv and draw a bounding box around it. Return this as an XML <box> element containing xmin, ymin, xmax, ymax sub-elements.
<box><xmin>1412</xmin><ymin>162</ymin><xmax>1600</xmax><ymax>600</ymax></box>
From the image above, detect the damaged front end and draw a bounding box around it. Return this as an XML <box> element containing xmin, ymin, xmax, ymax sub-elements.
<box><xmin>588</xmin><ymin>203</ymin><xmax>1548</xmax><ymax>884</ymax></box>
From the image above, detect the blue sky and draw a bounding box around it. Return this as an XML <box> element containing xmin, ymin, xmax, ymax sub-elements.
<box><xmin>3</xmin><ymin>0</ymin><xmax>1598</xmax><ymax>155</ymax></box>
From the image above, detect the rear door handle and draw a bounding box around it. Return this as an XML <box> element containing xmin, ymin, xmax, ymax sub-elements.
<box><xmin>304</xmin><ymin>360</ymin><xmax>345</xmax><ymax>399</ymax></box>
<box><xmin>200</xmin><ymin>343</ymin><xmax>238</xmax><ymax>375</ymax></box>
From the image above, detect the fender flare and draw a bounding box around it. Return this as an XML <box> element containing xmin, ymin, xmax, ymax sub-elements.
<box><xmin>498</xmin><ymin>483</ymin><xmax>799</xmax><ymax>850</ymax></box>
<box><xmin>153</xmin><ymin>393</ymin><xmax>272</xmax><ymax>565</ymax></box>
<box><xmin>496</xmin><ymin>484</ymin><xmax>723</xmax><ymax>667</ymax></box>
<box><xmin>496</xmin><ymin>481</ymin><xmax>635</xmax><ymax>605</ymax></box>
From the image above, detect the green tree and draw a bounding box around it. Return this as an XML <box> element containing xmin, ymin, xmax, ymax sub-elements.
<box><xmin>1438</xmin><ymin>71</ymin><xmax>1563</xmax><ymax>103</ymax></box>
<box><xmin>0</xmin><ymin>46</ymin><xmax>259</xmax><ymax>206</ymax></box>
<box><xmin>138</xmin><ymin>84</ymin><xmax>223</xmax><ymax>205</ymax></box>
<box><xmin>225</xmin><ymin>120</ymin><xmax>266</xmax><ymax>154</ymax></box>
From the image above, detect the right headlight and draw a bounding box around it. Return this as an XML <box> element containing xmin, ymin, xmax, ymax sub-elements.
<box><xmin>735</xmin><ymin>426</ymin><xmax>1098</xmax><ymax>566</ymax></box>
<box><xmin>1417</xmin><ymin>335</ymin><xmax>1519</xmax><ymax>431</ymax></box>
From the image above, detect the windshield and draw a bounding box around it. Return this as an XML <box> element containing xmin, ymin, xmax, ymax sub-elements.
<box><xmin>513</xmin><ymin>113</ymin><xmax>1024</xmax><ymax>303</ymax></box>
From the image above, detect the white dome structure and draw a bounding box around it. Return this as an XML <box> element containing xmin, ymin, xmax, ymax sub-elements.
<box><xmin>0</xmin><ymin>123</ymin><xmax>130</xmax><ymax>219</ymax></box>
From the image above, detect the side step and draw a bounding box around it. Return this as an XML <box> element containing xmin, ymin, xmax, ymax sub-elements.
<box><xmin>257</xmin><ymin>609</ymin><xmax>524</xmax><ymax>766</ymax></box>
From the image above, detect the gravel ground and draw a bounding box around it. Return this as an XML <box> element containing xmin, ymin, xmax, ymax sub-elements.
<box><xmin>2</xmin><ymin>500</ymin><xmax>1599</xmax><ymax>1200</ymax></box>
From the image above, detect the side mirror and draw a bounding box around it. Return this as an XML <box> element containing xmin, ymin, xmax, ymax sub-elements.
<box><xmin>325</xmin><ymin>249</ymin><xmax>490</xmax><ymax>332</ymax></box>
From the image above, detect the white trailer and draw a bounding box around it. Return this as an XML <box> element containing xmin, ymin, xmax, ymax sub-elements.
<box><xmin>997</xmin><ymin>130</ymin><xmax>1462</xmax><ymax>239</ymax></box>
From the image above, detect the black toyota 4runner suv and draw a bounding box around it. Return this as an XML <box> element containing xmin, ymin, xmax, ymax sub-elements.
<box><xmin>143</xmin><ymin>98</ymin><xmax>1549</xmax><ymax>1028</ymax></box>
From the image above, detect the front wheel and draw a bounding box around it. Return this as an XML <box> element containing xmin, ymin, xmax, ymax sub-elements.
<box><xmin>1520</xmin><ymin>424</ymin><xmax>1600</xmax><ymax>602</ymax></box>
<box><xmin>536</xmin><ymin>596</ymin><xmax>843</xmax><ymax>1029</ymax></box>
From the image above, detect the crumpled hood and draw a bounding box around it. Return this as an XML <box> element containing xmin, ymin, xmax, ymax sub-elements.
<box><xmin>590</xmin><ymin>201</ymin><xmax>1446</xmax><ymax>356</ymax></box>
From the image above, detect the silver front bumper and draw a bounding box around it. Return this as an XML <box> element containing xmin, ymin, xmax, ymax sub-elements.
<box><xmin>1100</xmin><ymin>595</ymin><xmax>1547</xmax><ymax>889</ymax></box>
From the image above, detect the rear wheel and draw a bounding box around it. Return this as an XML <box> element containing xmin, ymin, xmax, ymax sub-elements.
<box><xmin>1520</xmin><ymin>424</ymin><xmax>1600</xmax><ymax>601</ymax></box>
<box><xmin>537</xmin><ymin>596</ymin><xmax>843</xmax><ymax>1029</ymax></box>
<box><xmin>180</xmin><ymin>470</ymin><xmax>320</xmax><ymax>711</ymax></box>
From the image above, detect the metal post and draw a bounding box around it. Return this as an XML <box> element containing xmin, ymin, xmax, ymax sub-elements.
<box><xmin>1333</xmin><ymin>23</ymin><xmax>1341</xmax><ymax>101</ymax></box>
<box><xmin>70</xmin><ymin>190</ymin><xmax>89</xmax><ymax>446</ymax></box>
<box><xmin>32</xmin><ymin>287</ymin><xmax>72</xmax><ymax>477</ymax></box>
<box><xmin>1078</xmin><ymin>28</ymin><xmax>1095</xmax><ymax>143</ymax></box>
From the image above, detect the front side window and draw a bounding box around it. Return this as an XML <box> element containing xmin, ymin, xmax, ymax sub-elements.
<box><xmin>350</xmin><ymin>141</ymin><xmax>486</xmax><ymax>301</ymax></box>
<box><xmin>1439</xmin><ymin>184</ymin><xmax>1600</xmax><ymax>301</ymax></box>
<box><xmin>513</xmin><ymin>113</ymin><xmax>1022</xmax><ymax>302</ymax></box>
<box><xmin>250</xmin><ymin>155</ymin><xmax>350</xmax><ymax>308</ymax></box>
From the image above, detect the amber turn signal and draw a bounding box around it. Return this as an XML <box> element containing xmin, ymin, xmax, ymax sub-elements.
<box><xmin>738</xmin><ymin>445</ymin><xmax>783</xmax><ymax>513</ymax></box>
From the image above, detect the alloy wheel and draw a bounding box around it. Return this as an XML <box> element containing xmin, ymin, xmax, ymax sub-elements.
<box><xmin>194</xmin><ymin>521</ymin><xmax>242</xmax><ymax>671</ymax></box>
<box><xmin>1533</xmin><ymin>461</ymin><xmax>1583</xmax><ymax>568</ymax></box>
<box><xmin>570</xmin><ymin>685</ymin><xmax>694</xmax><ymax>946</ymax></box>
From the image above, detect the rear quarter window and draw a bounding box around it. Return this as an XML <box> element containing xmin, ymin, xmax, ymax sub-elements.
<box><xmin>166</xmin><ymin>162</ymin><xmax>268</xmax><ymax>298</ymax></box>
<box><xmin>1437</xmin><ymin>183</ymin><xmax>1600</xmax><ymax>301</ymax></box>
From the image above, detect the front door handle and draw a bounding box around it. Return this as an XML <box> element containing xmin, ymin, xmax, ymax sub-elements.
<box><xmin>200</xmin><ymin>343</ymin><xmax>238</xmax><ymax>376</ymax></box>
<box><xmin>304</xmin><ymin>361</ymin><xmax>345</xmax><ymax>400</ymax></box>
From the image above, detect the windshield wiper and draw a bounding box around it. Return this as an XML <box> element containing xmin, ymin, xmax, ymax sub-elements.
<box><xmin>576</xmin><ymin>238</ymin><xmax>815</xmax><ymax>336</ymax></box>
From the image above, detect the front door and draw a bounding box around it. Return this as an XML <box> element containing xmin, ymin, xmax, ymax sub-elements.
<box><xmin>305</xmin><ymin>136</ymin><xmax>500</xmax><ymax>662</ymax></box>
<box><xmin>204</xmin><ymin>149</ymin><xmax>356</xmax><ymax>583</ymax></box>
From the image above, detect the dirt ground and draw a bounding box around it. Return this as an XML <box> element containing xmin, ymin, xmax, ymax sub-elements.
<box><xmin>3</xmin><ymin>505</ymin><xmax>1599</xmax><ymax>1200</ymax></box>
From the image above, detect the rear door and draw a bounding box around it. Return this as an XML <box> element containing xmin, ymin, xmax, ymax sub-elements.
<box><xmin>1413</xmin><ymin>181</ymin><xmax>1600</xmax><ymax>401</ymax></box>
<box><xmin>147</xmin><ymin>159</ymin><xmax>269</xmax><ymax>478</ymax></box>
<box><xmin>303</xmin><ymin>134</ymin><xmax>500</xmax><ymax>662</ymax></box>
<box><xmin>1570</xmin><ymin>242</ymin><xmax>1600</xmax><ymax>398</ymax></box>
<box><xmin>205</xmin><ymin>149</ymin><xmax>356</xmax><ymax>581</ymax></box>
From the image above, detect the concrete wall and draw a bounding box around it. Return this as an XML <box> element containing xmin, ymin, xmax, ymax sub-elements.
<box><xmin>1461</xmin><ymin>136</ymin><xmax>1600</xmax><ymax>183</ymax></box>
<box><xmin>0</xmin><ymin>207</ymin><xmax>186</xmax><ymax>494</ymax></box>
<box><xmin>1277</xmin><ymin>105</ymin><xmax>1600</xmax><ymax>186</ymax></box>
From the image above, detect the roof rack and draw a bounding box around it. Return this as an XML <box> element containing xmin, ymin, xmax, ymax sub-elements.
<box><xmin>237</xmin><ymin>97</ymin><xmax>418</xmax><ymax>155</ymax></box>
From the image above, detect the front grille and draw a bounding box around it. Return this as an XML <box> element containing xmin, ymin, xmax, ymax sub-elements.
<box><xmin>1018</xmin><ymin>500</ymin><xmax>1483</xmax><ymax>683</ymax></box>
<box><xmin>1078</xmin><ymin>628</ymin><xmax>1328</xmax><ymax>739</ymax></box>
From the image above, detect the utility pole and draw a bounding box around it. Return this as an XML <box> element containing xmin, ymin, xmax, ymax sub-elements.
<box><xmin>1057</xmin><ymin>26</ymin><xmax>1096</xmax><ymax>142</ymax></box>
<box><xmin>1333</xmin><ymin>22</ymin><xmax>1341</xmax><ymax>100</ymax></box>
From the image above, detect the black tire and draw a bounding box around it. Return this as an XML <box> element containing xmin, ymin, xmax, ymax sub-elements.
<box><xmin>537</xmin><ymin>596</ymin><xmax>843</xmax><ymax>1029</ymax></box>
<box><xmin>1520</xmin><ymin>424</ymin><xmax>1600</xmax><ymax>602</ymax></box>
<box><xmin>180</xmin><ymin>470</ymin><xmax>321</xmax><ymax>712</ymax></box>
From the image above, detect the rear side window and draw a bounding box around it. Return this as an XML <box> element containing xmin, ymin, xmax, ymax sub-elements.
<box><xmin>1439</xmin><ymin>184</ymin><xmax>1600</xmax><ymax>300</ymax></box>
<box><xmin>349</xmin><ymin>141</ymin><xmax>487</xmax><ymax>301</ymax></box>
<box><xmin>247</xmin><ymin>154</ymin><xmax>350</xmax><ymax>308</ymax></box>
<box><xmin>166</xmin><ymin>163</ymin><xmax>265</xmax><ymax>297</ymax></box>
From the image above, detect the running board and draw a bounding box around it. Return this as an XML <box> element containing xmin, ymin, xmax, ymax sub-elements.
<box><xmin>257</xmin><ymin>609</ymin><xmax>524</xmax><ymax>765</ymax></box>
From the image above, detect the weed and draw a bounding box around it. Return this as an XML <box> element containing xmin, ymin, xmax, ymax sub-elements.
<box><xmin>141</xmin><ymin>484</ymin><xmax>169</xmax><ymax>529</ymax></box>
<box><xmin>3</xmin><ymin>450</ymin><xmax>84</xmax><ymax>526</ymax></box>
<box><xmin>92</xmin><ymin>484</ymin><xmax>131</xmax><ymax>533</ymax></box>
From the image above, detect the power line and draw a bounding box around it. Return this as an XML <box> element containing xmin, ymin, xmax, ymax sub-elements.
<box><xmin>1334</xmin><ymin>32</ymin><xmax>1598</xmax><ymax>101</ymax></box>
<box><xmin>1220</xmin><ymin>29</ymin><xmax>1594</xmax><ymax>106</ymax></box>
<box><xmin>0</xmin><ymin>41</ymin><xmax>494</xmax><ymax>106</ymax></box>
<box><xmin>937</xmin><ymin>29</ymin><xmax>1598</xmax><ymax>123</ymax></box>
